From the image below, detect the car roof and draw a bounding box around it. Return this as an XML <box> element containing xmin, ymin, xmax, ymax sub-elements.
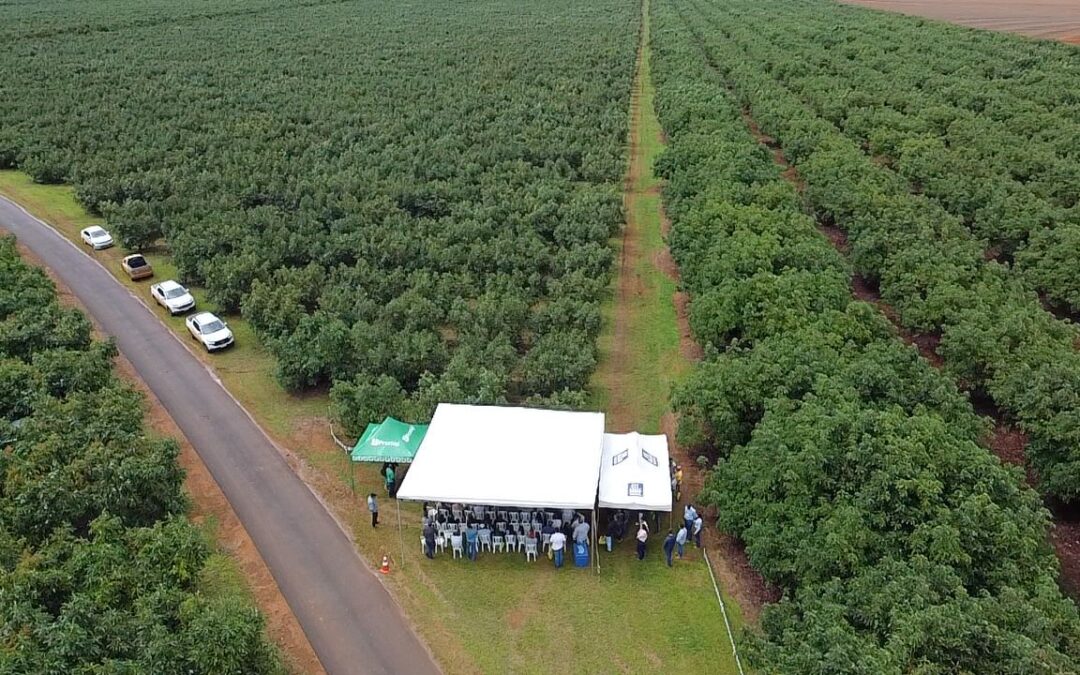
<box><xmin>87</xmin><ymin>226</ymin><xmax>106</xmax><ymax>234</ymax></box>
<box><xmin>192</xmin><ymin>311</ymin><xmax>218</xmax><ymax>322</ymax></box>
<box><xmin>158</xmin><ymin>279</ymin><xmax>183</xmax><ymax>291</ymax></box>
<box><xmin>124</xmin><ymin>253</ymin><xmax>144</xmax><ymax>261</ymax></box>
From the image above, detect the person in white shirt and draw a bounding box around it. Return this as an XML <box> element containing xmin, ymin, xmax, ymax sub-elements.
<box><xmin>693</xmin><ymin>515</ymin><xmax>704</xmax><ymax>548</ymax></box>
<box><xmin>636</xmin><ymin>521</ymin><xmax>649</xmax><ymax>561</ymax></box>
<box><xmin>550</xmin><ymin>530</ymin><xmax>567</xmax><ymax>568</ymax></box>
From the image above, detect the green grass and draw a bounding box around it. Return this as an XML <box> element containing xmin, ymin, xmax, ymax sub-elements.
<box><xmin>588</xmin><ymin>0</ymin><xmax>687</xmax><ymax>435</ymax></box>
<box><xmin>0</xmin><ymin>7</ymin><xmax>749</xmax><ymax>666</ymax></box>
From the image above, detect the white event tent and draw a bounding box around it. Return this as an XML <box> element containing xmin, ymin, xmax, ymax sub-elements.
<box><xmin>396</xmin><ymin>403</ymin><xmax>606</xmax><ymax>510</ymax></box>
<box><xmin>598</xmin><ymin>432</ymin><xmax>672</xmax><ymax>512</ymax></box>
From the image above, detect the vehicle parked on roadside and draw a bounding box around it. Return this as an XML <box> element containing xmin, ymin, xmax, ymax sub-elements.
<box><xmin>185</xmin><ymin>311</ymin><xmax>233</xmax><ymax>351</ymax></box>
<box><xmin>121</xmin><ymin>253</ymin><xmax>154</xmax><ymax>280</ymax></box>
<box><xmin>79</xmin><ymin>226</ymin><xmax>114</xmax><ymax>250</ymax></box>
<box><xmin>150</xmin><ymin>279</ymin><xmax>195</xmax><ymax>315</ymax></box>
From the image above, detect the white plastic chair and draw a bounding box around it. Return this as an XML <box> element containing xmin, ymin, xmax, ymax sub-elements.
<box><xmin>551</xmin><ymin>518</ymin><xmax>562</xmax><ymax>530</ymax></box>
<box><xmin>478</xmin><ymin>530</ymin><xmax>492</xmax><ymax>552</ymax></box>
<box><xmin>509</xmin><ymin>512</ymin><xmax>520</xmax><ymax>524</ymax></box>
<box><xmin>435</xmin><ymin>535</ymin><xmax>446</xmax><ymax>554</ymax></box>
<box><xmin>541</xmin><ymin>533</ymin><xmax>552</xmax><ymax>552</ymax></box>
<box><xmin>525</xmin><ymin>538</ymin><xmax>538</xmax><ymax>562</ymax></box>
<box><xmin>505</xmin><ymin>534</ymin><xmax>516</xmax><ymax>553</ymax></box>
<box><xmin>493</xmin><ymin>535</ymin><xmax>505</xmax><ymax>553</ymax></box>
<box><xmin>421</xmin><ymin>536</ymin><xmax>428</xmax><ymax>555</ymax></box>
<box><xmin>450</xmin><ymin>535</ymin><xmax>464</xmax><ymax>559</ymax></box>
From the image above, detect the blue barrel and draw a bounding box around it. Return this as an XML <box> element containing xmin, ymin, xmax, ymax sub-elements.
<box><xmin>573</xmin><ymin>542</ymin><xmax>589</xmax><ymax>568</ymax></box>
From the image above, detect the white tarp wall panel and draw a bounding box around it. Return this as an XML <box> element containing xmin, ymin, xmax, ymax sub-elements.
<box><xmin>396</xmin><ymin>403</ymin><xmax>606</xmax><ymax>510</ymax></box>
<box><xmin>597</xmin><ymin>432</ymin><xmax>672</xmax><ymax>512</ymax></box>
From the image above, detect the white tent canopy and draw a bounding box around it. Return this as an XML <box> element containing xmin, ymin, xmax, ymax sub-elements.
<box><xmin>597</xmin><ymin>432</ymin><xmax>672</xmax><ymax>512</ymax></box>
<box><xmin>396</xmin><ymin>403</ymin><xmax>606</xmax><ymax>510</ymax></box>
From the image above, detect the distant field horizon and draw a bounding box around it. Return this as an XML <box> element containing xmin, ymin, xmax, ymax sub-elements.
<box><xmin>845</xmin><ymin>0</ymin><xmax>1080</xmax><ymax>43</ymax></box>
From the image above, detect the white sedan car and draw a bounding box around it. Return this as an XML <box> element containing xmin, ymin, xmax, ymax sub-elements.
<box><xmin>80</xmin><ymin>226</ymin><xmax>114</xmax><ymax>250</ymax></box>
<box><xmin>150</xmin><ymin>280</ymin><xmax>196</xmax><ymax>315</ymax></box>
<box><xmin>185</xmin><ymin>311</ymin><xmax>234</xmax><ymax>352</ymax></box>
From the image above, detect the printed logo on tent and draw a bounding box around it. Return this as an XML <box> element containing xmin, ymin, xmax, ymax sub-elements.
<box><xmin>402</xmin><ymin>425</ymin><xmax>416</xmax><ymax>443</ymax></box>
<box><xmin>627</xmin><ymin>483</ymin><xmax>644</xmax><ymax>497</ymax></box>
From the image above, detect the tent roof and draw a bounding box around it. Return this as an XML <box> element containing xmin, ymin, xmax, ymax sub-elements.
<box><xmin>350</xmin><ymin>417</ymin><xmax>428</xmax><ymax>462</ymax></box>
<box><xmin>597</xmin><ymin>432</ymin><xmax>672</xmax><ymax>512</ymax></box>
<box><xmin>396</xmin><ymin>403</ymin><xmax>606</xmax><ymax>509</ymax></box>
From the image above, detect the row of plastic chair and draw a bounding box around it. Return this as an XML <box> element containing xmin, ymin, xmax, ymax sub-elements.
<box><xmin>423</xmin><ymin>534</ymin><xmax>539</xmax><ymax>561</ymax></box>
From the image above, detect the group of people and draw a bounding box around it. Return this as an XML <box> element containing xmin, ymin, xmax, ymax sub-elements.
<box><xmin>660</xmin><ymin>504</ymin><xmax>703</xmax><ymax>566</ymax></box>
<box><xmin>669</xmin><ymin>458</ymin><xmax>683</xmax><ymax>502</ymax></box>
<box><xmin>416</xmin><ymin>503</ymin><xmax>594</xmax><ymax>565</ymax></box>
<box><xmin>626</xmin><ymin>504</ymin><xmax>703</xmax><ymax>566</ymax></box>
<box><xmin>379</xmin><ymin>462</ymin><xmax>399</xmax><ymax>497</ymax></box>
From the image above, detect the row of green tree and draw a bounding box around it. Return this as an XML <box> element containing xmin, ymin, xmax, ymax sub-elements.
<box><xmin>689</xmin><ymin>0</ymin><xmax>1080</xmax><ymax>311</ymax></box>
<box><xmin>676</xmin><ymin>0</ymin><xmax>1080</xmax><ymax>503</ymax></box>
<box><xmin>651</xmin><ymin>1</ymin><xmax>1080</xmax><ymax>672</ymax></box>
<box><xmin>0</xmin><ymin>0</ymin><xmax>640</xmax><ymax>435</ymax></box>
<box><xmin>0</xmin><ymin>236</ymin><xmax>282</xmax><ymax>673</ymax></box>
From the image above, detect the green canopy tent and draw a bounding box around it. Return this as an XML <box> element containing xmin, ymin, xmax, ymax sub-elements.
<box><xmin>350</xmin><ymin>417</ymin><xmax>428</xmax><ymax>463</ymax></box>
<box><xmin>344</xmin><ymin>416</ymin><xmax>429</xmax><ymax>571</ymax></box>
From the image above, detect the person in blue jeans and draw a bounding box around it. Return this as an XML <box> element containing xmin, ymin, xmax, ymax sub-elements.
<box><xmin>550</xmin><ymin>530</ymin><xmax>567</xmax><ymax>568</ymax></box>
<box><xmin>465</xmin><ymin>527</ymin><xmax>478</xmax><ymax>561</ymax></box>
<box><xmin>662</xmin><ymin>531</ymin><xmax>676</xmax><ymax>567</ymax></box>
<box><xmin>675</xmin><ymin>524</ymin><xmax>688</xmax><ymax>559</ymax></box>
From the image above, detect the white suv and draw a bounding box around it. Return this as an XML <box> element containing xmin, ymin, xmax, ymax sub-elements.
<box><xmin>185</xmin><ymin>311</ymin><xmax>234</xmax><ymax>351</ymax></box>
<box><xmin>80</xmin><ymin>226</ymin><xmax>114</xmax><ymax>250</ymax></box>
<box><xmin>150</xmin><ymin>280</ymin><xmax>196</xmax><ymax>315</ymax></box>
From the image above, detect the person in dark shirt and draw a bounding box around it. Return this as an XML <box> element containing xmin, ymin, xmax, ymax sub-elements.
<box><xmin>423</xmin><ymin>522</ymin><xmax>437</xmax><ymax>559</ymax></box>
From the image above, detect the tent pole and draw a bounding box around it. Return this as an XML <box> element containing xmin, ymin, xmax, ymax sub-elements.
<box><xmin>593</xmin><ymin>506</ymin><xmax>599</xmax><ymax>575</ymax></box>
<box><xmin>349</xmin><ymin>459</ymin><xmax>356</xmax><ymax>496</ymax></box>
<box><xmin>396</xmin><ymin>498</ymin><xmax>405</xmax><ymax>572</ymax></box>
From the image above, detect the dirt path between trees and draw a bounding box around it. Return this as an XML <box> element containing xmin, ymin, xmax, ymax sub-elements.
<box><xmin>9</xmin><ymin>238</ymin><xmax>324</xmax><ymax>675</ymax></box>
<box><xmin>593</xmin><ymin>0</ymin><xmax>776</xmax><ymax>622</ymax></box>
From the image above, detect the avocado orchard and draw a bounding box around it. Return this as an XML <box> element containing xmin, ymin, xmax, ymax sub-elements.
<box><xmin>669</xmin><ymin>0</ymin><xmax>1080</xmax><ymax>504</ymax></box>
<box><xmin>0</xmin><ymin>236</ymin><xmax>282</xmax><ymax>673</ymax></box>
<box><xmin>651</xmin><ymin>0</ymin><xmax>1080</xmax><ymax>671</ymax></box>
<box><xmin>0</xmin><ymin>0</ymin><xmax>639</xmax><ymax>433</ymax></box>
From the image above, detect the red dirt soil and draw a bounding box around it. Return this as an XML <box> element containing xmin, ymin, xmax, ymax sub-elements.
<box><xmin>844</xmin><ymin>0</ymin><xmax>1080</xmax><ymax>44</ymax></box>
<box><xmin>10</xmin><ymin>240</ymin><xmax>324</xmax><ymax>675</ymax></box>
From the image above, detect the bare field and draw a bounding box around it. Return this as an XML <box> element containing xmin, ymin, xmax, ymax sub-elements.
<box><xmin>844</xmin><ymin>0</ymin><xmax>1080</xmax><ymax>43</ymax></box>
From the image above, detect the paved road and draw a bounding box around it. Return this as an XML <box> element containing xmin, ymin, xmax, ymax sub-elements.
<box><xmin>0</xmin><ymin>196</ymin><xmax>439</xmax><ymax>675</ymax></box>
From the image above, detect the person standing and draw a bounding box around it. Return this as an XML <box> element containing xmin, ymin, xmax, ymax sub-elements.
<box><xmin>367</xmin><ymin>493</ymin><xmax>379</xmax><ymax>528</ymax></box>
<box><xmin>423</xmin><ymin>521</ymin><xmax>436</xmax><ymax>559</ymax></box>
<box><xmin>663</xmin><ymin>531</ymin><xmax>676</xmax><ymax>567</ymax></box>
<box><xmin>693</xmin><ymin>514</ymin><xmax>704</xmax><ymax>548</ymax></box>
<box><xmin>684</xmin><ymin>504</ymin><xmax>696</xmax><ymax>538</ymax></box>
<box><xmin>550</xmin><ymin>529</ymin><xmax>567</xmax><ymax>568</ymax></box>
<box><xmin>385</xmin><ymin>464</ymin><xmax>396</xmax><ymax>497</ymax></box>
<box><xmin>465</xmin><ymin>526</ymin><xmax>478</xmax><ymax>561</ymax></box>
<box><xmin>572</xmin><ymin>517</ymin><xmax>590</xmax><ymax>547</ymax></box>
<box><xmin>675</xmin><ymin>465</ymin><xmax>684</xmax><ymax>501</ymax></box>
<box><xmin>636</xmin><ymin>521</ymin><xmax>649</xmax><ymax>561</ymax></box>
<box><xmin>605</xmin><ymin>517</ymin><xmax>618</xmax><ymax>552</ymax></box>
<box><xmin>675</xmin><ymin>524</ymin><xmax>688</xmax><ymax>559</ymax></box>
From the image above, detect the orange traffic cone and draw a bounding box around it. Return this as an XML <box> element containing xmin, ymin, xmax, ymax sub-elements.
<box><xmin>380</xmin><ymin>555</ymin><xmax>391</xmax><ymax>574</ymax></box>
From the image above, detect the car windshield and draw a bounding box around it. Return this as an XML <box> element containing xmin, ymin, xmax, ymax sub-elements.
<box><xmin>201</xmin><ymin>319</ymin><xmax>225</xmax><ymax>334</ymax></box>
<box><xmin>128</xmin><ymin>256</ymin><xmax>146</xmax><ymax>267</ymax></box>
<box><xmin>88</xmin><ymin>228</ymin><xmax>106</xmax><ymax>237</ymax></box>
<box><xmin>164</xmin><ymin>286</ymin><xmax>188</xmax><ymax>299</ymax></box>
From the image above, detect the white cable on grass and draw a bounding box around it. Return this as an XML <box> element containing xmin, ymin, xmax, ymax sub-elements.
<box><xmin>703</xmin><ymin>548</ymin><xmax>746</xmax><ymax>675</ymax></box>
